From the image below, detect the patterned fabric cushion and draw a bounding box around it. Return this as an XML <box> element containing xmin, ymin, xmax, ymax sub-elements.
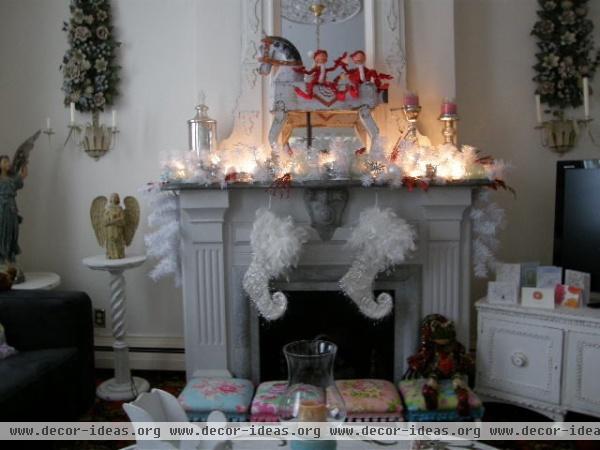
<box><xmin>336</xmin><ymin>379</ymin><xmax>403</xmax><ymax>422</ymax></box>
<box><xmin>250</xmin><ymin>381</ymin><xmax>287</xmax><ymax>422</ymax></box>
<box><xmin>398</xmin><ymin>378</ymin><xmax>484</xmax><ymax>421</ymax></box>
<box><xmin>178</xmin><ymin>377</ymin><xmax>254</xmax><ymax>422</ymax></box>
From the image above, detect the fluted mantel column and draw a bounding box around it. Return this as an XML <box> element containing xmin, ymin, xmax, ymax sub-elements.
<box><xmin>179</xmin><ymin>190</ymin><xmax>230</xmax><ymax>379</ymax></box>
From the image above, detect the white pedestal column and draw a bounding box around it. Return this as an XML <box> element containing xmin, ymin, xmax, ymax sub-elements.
<box><xmin>83</xmin><ymin>254</ymin><xmax>149</xmax><ymax>401</ymax></box>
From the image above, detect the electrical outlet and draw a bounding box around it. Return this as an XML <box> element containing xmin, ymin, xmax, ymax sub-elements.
<box><xmin>94</xmin><ymin>309</ymin><xmax>106</xmax><ymax>328</ymax></box>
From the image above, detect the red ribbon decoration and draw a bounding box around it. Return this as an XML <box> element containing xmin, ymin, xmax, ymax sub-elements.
<box><xmin>402</xmin><ymin>176</ymin><xmax>429</xmax><ymax>192</ymax></box>
<box><xmin>268</xmin><ymin>173</ymin><xmax>292</xmax><ymax>198</ymax></box>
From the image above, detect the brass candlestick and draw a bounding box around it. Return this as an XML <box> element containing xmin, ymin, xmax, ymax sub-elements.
<box><xmin>439</xmin><ymin>112</ymin><xmax>459</xmax><ymax>145</ymax></box>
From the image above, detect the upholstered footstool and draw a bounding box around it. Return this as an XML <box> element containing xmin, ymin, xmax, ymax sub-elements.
<box><xmin>178</xmin><ymin>377</ymin><xmax>254</xmax><ymax>422</ymax></box>
<box><xmin>398</xmin><ymin>378</ymin><xmax>484</xmax><ymax>421</ymax></box>
<box><xmin>250</xmin><ymin>380</ymin><xmax>287</xmax><ymax>422</ymax></box>
<box><xmin>336</xmin><ymin>379</ymin><xmax>403</xmax><ymax>422</ymax></box>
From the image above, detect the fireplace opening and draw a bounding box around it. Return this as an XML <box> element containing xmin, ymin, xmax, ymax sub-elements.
<box><xmin>258</xmin><ymin>290</ymin><xmax>395</xmax><ymax>381</ymax></box>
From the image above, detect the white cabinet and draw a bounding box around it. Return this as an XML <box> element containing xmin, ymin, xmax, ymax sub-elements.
<box><xmin>475</xmin><ymin>300</ymin><xmax>600</xmax><ymax>420</ymax></box>
<box><xmin>565</xmin><ymin>332</ymin><xmax>600</xmax><ymax>417</ymax></box>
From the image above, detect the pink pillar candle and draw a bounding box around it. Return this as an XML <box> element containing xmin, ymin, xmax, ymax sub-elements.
<box><xmin>404</xmin><ymin>92</ymin><xmax>420</xmax><ymax>107</ymax></box>
<box><xmin>441</xmin><ymin>98</ymin><xmax>458</xmax><ymax>115</ymax></box>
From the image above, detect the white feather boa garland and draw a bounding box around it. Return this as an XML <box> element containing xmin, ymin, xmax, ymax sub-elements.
<box><xmin>243</xmin><ymin>208</ymin><xmax>309</xmax><ymax>320</ymax></box>
<box><xmin>340</xmin><ymin>207</ymin><xmax>416</xmax><ymax>319</ymax></box>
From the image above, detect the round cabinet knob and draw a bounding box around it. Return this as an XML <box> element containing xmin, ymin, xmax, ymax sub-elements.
<box><xmin>511</xmin><ymin>352</ymin><xmax>528</xmax><ymax>367</ymax></box>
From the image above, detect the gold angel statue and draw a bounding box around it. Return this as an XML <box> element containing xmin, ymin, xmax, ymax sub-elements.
<box><xmin>90</xmin><ymin>193</ymin><xmax>140</xmax><ymax>259</ymax></box>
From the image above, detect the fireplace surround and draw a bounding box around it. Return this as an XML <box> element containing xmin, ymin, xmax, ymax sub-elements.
<box><xmin>171</xmin><ymin>183</ymin><xmax>481</xmax><ymax>383</ymax></box>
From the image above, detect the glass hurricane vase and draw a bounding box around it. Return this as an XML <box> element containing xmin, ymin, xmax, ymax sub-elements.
<box><xmin>279</xmin><ymin>340</ymin><xmax>346</xmax><ymax>450</ymax></box>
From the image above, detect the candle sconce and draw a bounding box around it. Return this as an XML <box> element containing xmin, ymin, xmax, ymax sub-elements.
<box><xmin>535</xmin><ymin>112</ymin><xmax>593</xmax><ymax>154</ymax></box>
<box><xmin>65</xmin><ymin>111</ymin><xmax>119</xmax><ymax>160</ymax></box>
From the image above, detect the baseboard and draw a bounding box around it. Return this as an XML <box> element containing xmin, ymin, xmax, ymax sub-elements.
<box><xmin>94</xmin><ymin>334</ymin><xmax>185</xmax><ymax>371</ymax></box>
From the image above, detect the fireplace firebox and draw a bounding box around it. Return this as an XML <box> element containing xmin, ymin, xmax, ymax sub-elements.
<box><xmin>258</xmin><ymin>291</ymin><xmax>395</xmax><ymax>381</ymax></box>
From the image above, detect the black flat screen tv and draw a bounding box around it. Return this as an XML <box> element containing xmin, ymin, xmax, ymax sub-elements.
<box><xmin>554</xmin><ymin>160</ymin><xmax>600</xmax><ymax>295</ymax></box>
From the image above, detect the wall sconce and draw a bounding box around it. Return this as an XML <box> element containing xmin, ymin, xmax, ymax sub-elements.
<box><xmin>535</xmin><ymin>77</ymin><xmax>593</xmax><ymax>154</ymax></box>
<box><xmin>65</xmin><ymin>103</ymin><xmax>119</xmax><ymax>159</ymax></box>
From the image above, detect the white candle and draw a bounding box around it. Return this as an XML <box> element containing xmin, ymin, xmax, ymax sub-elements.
<box><xmin>70</xmin><ymin>102</ymin><xmax>75</xmax><ymax>123</ymax></box>
<box><xmin>112</xmin><ymin>109</ymin><xmax>117</xmax><ymax>128</ymax></box>
<box><xmin>46</xmin><ymin>117</ymin><xmax>51</xmax><ymax>130</ymax></box>
<box><xmin>583</xmin><ymin>77</ymin><xmax>590</xmax><ymax>118</ymax></box>
<box><xmin>535</xmin><ymin>94</ymin><xmax>542</xmax><ymax>124</ymax></box>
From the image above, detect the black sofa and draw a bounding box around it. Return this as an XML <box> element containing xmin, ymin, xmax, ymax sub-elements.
<box><xmin>0</xmin><ymin>290</ymin><xmax>95</xmax><ymax>421</ymax></box>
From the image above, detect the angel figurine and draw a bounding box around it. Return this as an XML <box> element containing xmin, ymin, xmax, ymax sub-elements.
<box><xmin>90</xmin><ymin>193</ymin><xmax>140</xmax><ymax>259</ymax></box>
<box><xmin>0</xmin><ymin>130</ymin><xmax>41</xmax><ymax>282</ymax></box>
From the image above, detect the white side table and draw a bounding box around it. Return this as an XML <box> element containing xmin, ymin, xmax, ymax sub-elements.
<box><xmin>12</xmin><ymin>272</ymin><xmax>61</xmax><ymax>290</ymax></box>
<box><xmin>83</xmin><ymin>254</ymin><xmax>149</xmax><ymax>401</ymax></box>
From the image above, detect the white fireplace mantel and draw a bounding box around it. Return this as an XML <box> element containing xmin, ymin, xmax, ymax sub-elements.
<box><xmin>172</xmin><ymin>183</ymin><xmax>481</xmax><ymax>381</ymax></box>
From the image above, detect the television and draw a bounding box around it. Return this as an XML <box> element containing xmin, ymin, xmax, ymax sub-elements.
<box><xmin>554</xmin><ymin>160</ymin><xmax>600</xmax><ymax>299</ymax></box>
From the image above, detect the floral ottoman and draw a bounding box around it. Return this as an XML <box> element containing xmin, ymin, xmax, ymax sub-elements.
<box><xmin>250</xmin><ymin>381</ymin><xmax>287</xmax><ymax>422</ymax></box>
<box><xmin>398</xmin><ymin>378</ymin><xmax>484</xmax><ymax>421</ymax></box>
<box><xmin>336</xmin><ymin>379</ymin><xmax>403</xmax><ymax>422</ymax></box>
<box><xmin>178</xmin><ymin>377</ymin><xmax>254</xmax><ymax>422</ymax></box>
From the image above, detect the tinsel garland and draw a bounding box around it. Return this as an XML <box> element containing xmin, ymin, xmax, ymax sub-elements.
<box><xmin>340</xmin><ymin>207</ymin><xmax>416</xmax><ymax>319</ymax></box>
<box><xmin>142</xmin><ymin>183</ymin><xmax>182</xmax><ymax>286</ymax></box>
<box><xmin>471</xmin><ymin>190</ymin><xmax>506</xmax><ymax>278</ymax></box>
<box><xmin>243</xmin><ymin>208</ymin><xmax>309</xmax><ymax>320</ymax></box>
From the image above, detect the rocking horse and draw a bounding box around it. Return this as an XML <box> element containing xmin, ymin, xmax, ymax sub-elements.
<box><xmin>258</xmin><ymin>36</ymin><xmax>387</xmax><ymax>155</ymax></box>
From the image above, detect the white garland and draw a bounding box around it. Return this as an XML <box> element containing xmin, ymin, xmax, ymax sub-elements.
<box><xmin>340</xmin><ymin>207</ymin><xmax>416</xmax><ymax>319</ymax></box>
<box><xmin>471</xmin><ymin>190</ymin><xmax>506</xmax><ymax>278</ymax></box>
<box><xmin>142</xmin><ymin>183</ymin><xmax>182</xmax><ymax>286</ymax></box>
<box><xmin>243</xmin><ymin>208</ymin><xmax>309</xmax><ymax>320</ymax></box>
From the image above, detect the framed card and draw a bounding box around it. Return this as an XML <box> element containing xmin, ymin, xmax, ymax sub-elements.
<box><xmin>522</xmin><ymin>287</ymin><xmax>555</xmax><ymax>309</ymax></box>
<box><xmin>488</xmin><ymin>281</ymin><xmax>519</xmax><ymax>305</ymax></box>
<box><xmin>565</xmin><ymin>269</ymin><xmax>591</xmax><ymax>306</ymax></box>
<box><xmin>496</xmin><ymin>263</ymin><xmax>521</xmax><ymax>287</ymax></box>
<box><xmin>520</xmin><ymin>262</ymin><xmax>539</xmax><ymax>288</ymax></box>
<box><xmin>536</xmin><ymin>266</ymin><xmax>563</xmax><ymax>289</ymax></box>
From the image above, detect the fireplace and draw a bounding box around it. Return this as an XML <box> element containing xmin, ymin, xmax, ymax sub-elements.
<box><xmin>258</xmin><ymin>290</ymin><xmax>395</xmax><ymax>381</ymax></box>
<box><xmin>174</xmin><ymin>185</ymin><xmax>477</xmax><ymax>382</ymax></box>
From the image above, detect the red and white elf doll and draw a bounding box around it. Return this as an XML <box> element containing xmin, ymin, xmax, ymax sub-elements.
<box><xmin>338</xmin><ymin>50</ymin><xmax>393</xmax><ymax>98</ymax></box>
<box><xmin>294</xmin><ymin>49</ymin><xmax>347</xmax><ymax>100</ymax></box>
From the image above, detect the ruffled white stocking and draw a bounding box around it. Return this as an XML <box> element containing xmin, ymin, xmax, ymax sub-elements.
<box><xmin>243</xmin><ymin>208</ymin><xmax>308</xmax><ymax>320</ymax></box>
<box><xmin>340</xmin><ymin>207</ymin><xmax>416</xmax><ymax>320</ymax></box>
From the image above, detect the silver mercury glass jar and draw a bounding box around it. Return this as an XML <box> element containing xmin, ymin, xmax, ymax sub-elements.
<box><xmin>188</xmin><ymin>102</ymin><xmax>217</xmax><ymax>158</ymax></box>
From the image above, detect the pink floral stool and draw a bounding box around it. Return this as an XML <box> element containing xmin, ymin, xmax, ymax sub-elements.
<box><xmin>250</xmin><ymin>381</ymin><xmax>287</xmax><ymax>422</ymax></box>
<box><xmin>178</xmin><ymin>377</ymin><xmax>254</xmax><ymax>422</ymax></box>
<box><xmin>336</xmin><ymin>379</ymin><xmax>404</xmax><ymax>422</ymax></box>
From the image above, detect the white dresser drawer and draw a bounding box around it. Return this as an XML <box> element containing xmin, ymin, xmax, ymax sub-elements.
<box><xmin>565</xmin><ymin>332</ymin><xmax>600</xmax><ymax>416</ymax></box>
<box><xmin>477</xmin><ymin>316</ymin><xmax>563</xmax><ymax>404</ymax></box>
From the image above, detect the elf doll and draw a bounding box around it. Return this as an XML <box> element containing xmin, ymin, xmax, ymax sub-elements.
<box><xmin>338</xmin><ymin>50</ymin><xmax>393</xmax><ymax>98</ymax></box>
<box><xmin>294</xmin><ymin>50</ymin><xmax>347</xmax><ymax>101</ymax></box>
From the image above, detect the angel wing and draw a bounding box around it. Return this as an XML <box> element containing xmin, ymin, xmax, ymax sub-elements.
<box><xmin>90</xmin><ymin>196</ymin><xmax>108</xmax><ymax>247</ymax></box>
<box><xmin>11</xmin><ymin>130</ymin><xmax>41</xmax><ymax>175</ymax></box>
<box><xmin>123</xmin><ymin>196</ymin><xmax>140</xmax><ymax>246</ymax></box>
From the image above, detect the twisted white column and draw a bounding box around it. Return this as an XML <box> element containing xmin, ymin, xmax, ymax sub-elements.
<box><xmin>82</xmin><ymin>254</ymin><xmax>148</xmax><ymax>401</ymax></box>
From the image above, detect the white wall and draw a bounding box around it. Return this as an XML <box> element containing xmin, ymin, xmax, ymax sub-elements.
<box><xmin>3</xmin><ymin>0</ymin><xmax>598</xmax><ymax>360</ymax></box>
<box><xmin>455</xmin><ymin>0</ymin><xmax>600</xmax><ymax>308</ymax></box>
<box><xmin>0</xmin><ymin>0</ymin><xmax>241</xmax><ymax>356</ymax></box>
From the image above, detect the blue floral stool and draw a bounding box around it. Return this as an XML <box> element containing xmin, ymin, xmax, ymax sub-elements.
<box><xmin>398</xmin><ymin>378</ymin><xmax>484</xmax><ymax>421</ymax></box>
<box><xmin>178</xmin><ymin>377</ymin><xmax>254</xmax><ymax>422</ymax></box>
